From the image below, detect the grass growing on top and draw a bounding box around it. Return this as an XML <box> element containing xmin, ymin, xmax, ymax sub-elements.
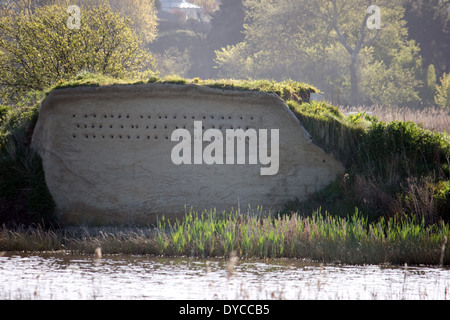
<box><xmin>196</xmin><ymin>78</ymin><xmax>316</xmax><ymax>103</ymax></box>
<box><xmin>53</xmin><ymin>73</ymin><xmax>317</xmax><ymax>104</ymax></box>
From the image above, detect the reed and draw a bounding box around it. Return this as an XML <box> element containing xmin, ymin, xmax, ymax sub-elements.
<box><xmin>339</xmin><ymin>105</ymin><xmax>450</xmax><ymax>134</ymax></box>
<box><xmin>1</xmin><ymin>208</ymin><xmax>448</xmax><ymax>265</ymax></box>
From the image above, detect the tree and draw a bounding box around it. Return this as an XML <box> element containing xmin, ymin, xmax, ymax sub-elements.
<box><xmin>215</xmin><ymin>0</ymin><xmax>423</xmax><ymax>107</ymax></box>
<box><xmin>206</xmin><ymin>0</ymin><xmax>245</xmax><ymax>78</ymax></box>
<box><xmin>108</xmin><ymin>0</ymin><xmax>158</xmax><ymax>44</ymax></box>
<box><xmin>435</xmin><ymin>73</ymin><xmax>450</xmax><ymax>109</ymax></box>
<box><xmin>306</xmin><ymin>0</ymin><xmax>383</xmax><ymax>105</ymax></box>
<box><xmin>1</xmin><ymin>0</ymin><xmax>159</xmax><ymax>44</ymax></box>
<box><xmin>425</xmin><ymin>64</ymin><xmax>437</xmax><ymax>103</ymax></box>
<box><xmin>154</xmin><ymin>46</ymin><xmax>192</xmax><ymax>77</ymax></box>
<box><xmin>0</xmin><ymin>4</ymin><xmax>155</xmax><ymax>102</ymax></box>
<box><xmin>403</xmin><ymin>0</ymin><xmax>450</xmax><ymax>79</ymax></box>
<box><xmin>0</xmin><ymin>0</ymin><xmax>35</xmax><ymax>16</ymax></box>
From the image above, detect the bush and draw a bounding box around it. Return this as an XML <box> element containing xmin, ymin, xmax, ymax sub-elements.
<box><xmin>288</xmin><ymin>100</ymin><xmax>365</xmax><ymax>167</ymax></box>
<box><xmin>357</xmin><ymin>121</ymin><xmax>450</xmax><ymax>182</ymax></box>
<box><xmin>0</xmin><ymin>4</ymin><xmax>155</xmax><ymax>103</ymax></box>
<box><xmin>0</xmin><ymin>105</ymin><xmax>10</xmax><ymax>148</ymax></box>
<box><xmin>0</xmin><ymin>104</ymin><xmax>56</xmax><ymax>226</ymax></box>
<box><xmin>285</xmin><ymin>99</ymin><xmax>450</xmax><ymax>223</ymax></box>
<box><xmin>434</xmin><ymin>180</ymin><xmax>450</xmax><ymax>221</ymax></box>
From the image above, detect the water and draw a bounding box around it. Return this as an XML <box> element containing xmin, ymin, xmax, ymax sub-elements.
<box><xmin>0</xmin><ymin>252</ymin><xmax>449</xmax><ymax>300</ymax></box>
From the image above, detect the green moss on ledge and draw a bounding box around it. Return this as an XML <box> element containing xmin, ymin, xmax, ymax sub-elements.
<box><xmin>52</xmin><ymin>73</ymin><xmax>317</xmax><ymax>104</ymax></box>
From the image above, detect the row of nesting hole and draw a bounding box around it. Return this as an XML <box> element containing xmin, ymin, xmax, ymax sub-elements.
<box><xmin>73</xmin><ymin>113</ymin><xmax>255</xmax><ymax>121</ymax></box>
<box><xmin>72</xmin><ymin>113</ymin><xmax>256</xmax><ymax>141</ymax></box>
<box><xmin>75</xmin><ymin>123</ymin><xmax>253</xmax><ymax>131</ymax></box>
<box><xmin>72</xmin><ymin>133</ymin><xmax>248</xmax><ymax>141</ymax></box>
<box><xmin>73</xmin><ymin>133</ymin><xmax>171</xmax><ymax>140</ymax></box>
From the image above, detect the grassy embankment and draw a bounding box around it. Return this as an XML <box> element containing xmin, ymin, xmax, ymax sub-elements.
<box><xmin>1</xmin><ymin>74</ymin><xmax>450</xmax><ymax>265</ymax></box>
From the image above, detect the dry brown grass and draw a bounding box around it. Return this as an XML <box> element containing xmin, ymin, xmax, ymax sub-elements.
<box><xmin>339</xmin><ymin>105</ymin><xmax>450</xmax><ymax>133</ymax></box>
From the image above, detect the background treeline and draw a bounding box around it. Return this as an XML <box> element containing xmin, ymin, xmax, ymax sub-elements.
<box><xmin>1</xmin><ymin>0</ymin><xmax>449</xmax><ymax>108</ymax></box>
<box><xmin>153</xmin><ymin>0</ymin><xmax>450</xmax><ymax>108</ymax></box>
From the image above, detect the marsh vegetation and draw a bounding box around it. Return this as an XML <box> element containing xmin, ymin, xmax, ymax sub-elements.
<box><xmin>1</xmin><ymin>208</ymin><xmax>448</xmax><ymax>266</ymax></box>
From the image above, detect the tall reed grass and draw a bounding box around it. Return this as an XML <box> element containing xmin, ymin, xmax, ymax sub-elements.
<box><xmin>154</xmin><ymin>208</ymin><xmax>450</xmax><ymax>265</ymax></box>
<box><xmin>1</xmin><ymin>208</ymin><xmax>449</xmax><ymax>266</ymax></box>
<box><xmin>339</xmin><ymin>105</ymin><xmax>450</xmax><ymax>134</ymax></box>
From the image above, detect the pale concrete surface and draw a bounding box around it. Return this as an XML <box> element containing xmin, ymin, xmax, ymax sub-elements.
<box><xmin>32</xmin><ymin>83</ymin><xmax>344</xmax><ymax>225</ymax></box>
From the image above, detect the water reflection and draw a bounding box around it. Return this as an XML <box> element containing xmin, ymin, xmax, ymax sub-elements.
<box><xmin>0</xmin><ymin>253</ymin><xmax>449</xmax><ymax>300</ymax></box>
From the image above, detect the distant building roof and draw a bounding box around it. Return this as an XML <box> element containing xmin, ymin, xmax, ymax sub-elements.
<box><xmin>160</xmin><ymin>0</ymin><xmax>201</xmax><ymax>11</ymax></box>
<box><xmin>159</xmin><ymin>0</ymin><xmax>203</xmax><ymax>21</ymax></box>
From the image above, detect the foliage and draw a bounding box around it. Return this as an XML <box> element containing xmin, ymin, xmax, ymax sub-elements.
<box><xmin>215</xmin><ymin>0</ymin><xmax>423</xmax><ymax>107</ymax></box>
<box><xmin>339</xmin><ymin>104</ymin><xmax>450</xmax><ymax>134</ymax></box>
<box><xmin>288</xmin><ymin>100</ymin><xmax>365</xmax><ymax>167</ymax></box>
<box><xmin>206</xmin><ymin>0</ymin><xmax>245</xmax><ymax>78</ymax></box>
<box><xmin>153</xmin><ymin>47</ymin><xmax>192</xmax><ymax>78</ymax></box>
<box><xmin>0</xmin><ymin>105</ymin><xmax>10</xmax><ymax>127</ymax></box>
<box><xmin>434</xmin><ymin>180</ymin><xmax>450</xmax><ymax>221</ymax></box>
<box><xmin>287</xmin><ymin>97</ymin><xmax>450</xmax><ymax>223</ymax></box>
<box><xmin>151</xmin><ymin>208</ymin><xmax>450</xmax><ymax>264</ymax></box>
<box><xmin>435</xmin><ymin>73</ymin><xmax>450</xmax><ymax>109</ymax></box>
<box><xmin>0</xmin><ymin>3</ymin><xmax>155</xmax><ymax>103</ymax></box>
<box><xmin>0</xmin><ymin>102</ymin><xmax>56</xmax><ymax>225</ymax></box>
<box><xmin>199</xmin><ymin>78</ymin><xmax>316</xmax><ymax>102</ymax></box>
<box><xmin>403</xmin><ymin>0</ymin><xmax>450</xmax><ymax>82</ymax></box>
<box><xmin>2</xmin><ymin>208</ymin><xmax>449</xmax><ymax>266</ymax></box>
<box><xmin>53</xmin><ymin>71</ymin><xmax>142</xmax><ymax>89</ymax></box>
<box><xmin>151</xmin><ymin>27</ymin><xmax>203</xmax><ymax>78</ymax></box>
<box><xmin>426</xmin><ymin>64</ymin><xmax>437</xmax><ymax>103</ymax></box>
<box><xmin>360</xmin><ymin>41</ymin><xmax>423</xmax><ymax>106</ymax></box>
<box><xmin>107</xmin><ymin>0</ymin><xmax>158</xmax><ymax>44</ymax></box>
<box><xmin>1</xmin><ymin>0</ymin><xmax>159</xmax><ymax>44</ymax></box>
<box><xmin>357</xmin><ymin>120</ymin><xmax>450</xmax><ymax>180</ymax></box>
<box><xmin>46</xmin><ymin>74</ymin><xmax>317</xmax><ymax>101</ymax></box>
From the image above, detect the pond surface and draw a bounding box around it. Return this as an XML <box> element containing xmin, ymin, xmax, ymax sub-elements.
<box><xmin>0</xmin><ymin>252</ymin><xmax>449</xmax><ymax>300</ymax></box>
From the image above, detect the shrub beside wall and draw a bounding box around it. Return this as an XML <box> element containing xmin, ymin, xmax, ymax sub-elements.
<box><xmin>288</xmin><ymin>100</ymin><xmax>450</xmax><ymax>223</ymax></box>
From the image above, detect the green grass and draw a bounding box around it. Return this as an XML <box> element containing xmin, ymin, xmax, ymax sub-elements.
<box><xmin>153</xmin><ymin>208</ymin><xmax>450</xmax><ymax>265</ymax></box>
<box><xmin>53</xmin><ymin>73</ymin><xmax>317</xmax><ymax>104</ymax></box>
<box><xmin>1</xmin><ymin>208</ymin><xmax>449</xmax><ymax>266</ymax></box>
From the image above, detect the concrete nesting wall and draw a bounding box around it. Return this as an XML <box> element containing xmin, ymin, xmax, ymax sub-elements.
<box><xmin>32</xmin><ymin>83</ymin><xmax>344</xmax><ymax>225</ymax></box>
